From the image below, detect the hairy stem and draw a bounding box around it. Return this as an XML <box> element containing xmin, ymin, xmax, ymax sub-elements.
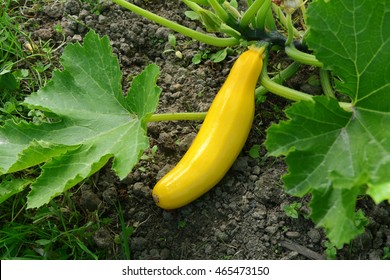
<box><xmin>260</xmin><ymin>57</ymin><xmax>352</xmax><ymax>111</ymax></box>
<box><xmin>112</xmin><ymin>0</ymin><xmax>238</xmax><ymax>47</ymax></box>
<box><xmin>208</xmin><ymin>0</ymin><xmax>230</xmax><ymax>22</ymax></box>
<box><xmin>319</xmin><ymin>69</ymin><xmax>335</xmax><ymax>98</ymax></box>
<box><xmin>182</xmin><ymin>0</ymin><xmax>202</xmax><ymax>12</ymax></box>
<box><xmin>285</xmin><ymin>44</ymin><xmax>323</xmax><ymax>67</ymax></box>
<box><xmin>255</xmin><ymin>0</ymin><xmax>272</xmax><ymax>31</ymax></box>
<box><xmin>255</xmin><ymin>61</ymin><xmax>301</xmax><ymax>99</ymax></box>
<box><xmin>272</xmin><ymin>3</ymin><xmax>300</xmax><ymax>37</ymax></box>
<box><xmin>285</xmin><ymin>13</ymin><xmax>294</xmax><ymax>46</ymax></box>
<box><xmin>240</xmin><ymin>0</ymin><xmax>264</xmax><ymax>28</ymax></box>
<box><xmin>260</xmin><ymin>59</ymin><xmax>313</xmax><ymax>102</ymax></box>
<box><xmin>147</xmin><ymin>112</ymin><xmax>207</xmax><ymax>122</ymax></box>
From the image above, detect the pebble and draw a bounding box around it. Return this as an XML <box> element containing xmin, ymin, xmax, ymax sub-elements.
<box><xmin>80</xmin><ymin>190</ymin><xmax>102</xmax><ymax>211</ymax></box>
<box><xmin>160</xmin><ymin>248</ymin><xmax>170</xmax><ymax>259</ymax></box>
<box><xmin>308</xmin><ymin>229</ymin><xmax>321</xmax><ymax>243</ymax></box>
<box><xmin>178</xmin><ymin>132</ymin><xmax>196</xmax><ymax>151</ymax></box>
<box><xmin>231</xmin><ymin>156</ymin><xmax>249</xmax><ymax>172</ymax></box>
<box><xmin>285</xmin><ymin>231</ymin><xmax>300</xmax><ymax>239</ymax></box>
<box><xmin>215</xmin><ymin>229</ymin><xmax>229</xmax><ymax>242</ymax></box>
<box><xmin>155</xmin><ymin>27</ymin><xmax>170</xmax><ymax>40</ymax></box>
<box><xmin>265</xmin><ymin>226</ymin><xmax>278</xmax><ymax>235</ymax></box>
<box><xmin>64</xmin><ymin>0</ymin><xmax>81</xmax><ymax>15</ymax></box>
<box><xmin>34</xmin><ymin>28</ymin><xmax>53</xmax><ymax>41</ymax></box>
<box><xmin>156</xmin><ymin>164</ymin><xmax>174</xmax><ymax>180</ymax></box>
<box><xmin>102</xmin><ymin>187</ymin><xmax>118</xmax><ymax>205</ymax></box>
<box><xmin>252</xmin><ymin>204</ymin><xmax>267</xmax><ymax>219</ymax></box>
<box><xmin>132</xmin><ymin>182</ymin><xmax>151</xmax><ymax>198</ymax></box>
<box><xmin>252</xmin><ymin>165</ymin><xmax>261</xmax><ymax>175</ymax></box>
<box><xmin>93</xmin><ymin>228</ymin><xmax>113</xmax><ymax>249</ymax></box>
<box><xmin>44</xmin><ymin>3</ymin><xmax>63</xmax><ymax>19</ymax></box>
<box><xmin>131</xmin><ymin>237</ymin><xmax>147</xmax><ymax>251</ymax></box>
<box><xmin>162</xmin><ymin>210</ymin><xmax>174</xmax><ymax>221</ymax></box>
<box><xmin>98</xmin><ymin>15</ymin><xmax>108</xmax><ymax>24</ymax></box>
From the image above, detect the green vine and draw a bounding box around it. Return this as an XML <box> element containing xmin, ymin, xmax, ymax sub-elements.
<box><xmin>148</xmin><ymin>112</ymin><xmax>207</xmax><ymax>122</ymax></box>
<box><xmin>112</xmin><ymin>0</ymin><xmax>239</xmax><ymax>47</ymax></box>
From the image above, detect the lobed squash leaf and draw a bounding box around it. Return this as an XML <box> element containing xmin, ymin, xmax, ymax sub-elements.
<box><xmin>265</xmin><ymin>0</ymin><xmax>390</xmax><ymax>248</ymax></box>
<box><xmin>0</xmin><ymin>30</ymin><xmax>161</xmax><ymax>208</ymax></box>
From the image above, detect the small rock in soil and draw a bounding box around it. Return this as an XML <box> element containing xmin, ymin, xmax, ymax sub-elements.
<box><xmin>44</xmin><ymin>3</ymin><xmax>63</xmax><ymax>18</ymax></box>
<box><xmin>102</xmin><ymin>187</ymin><xmax>118</xmax><ymax>205</ymax></box>
<box><xmin>251</xmin><ymin>205</ymin><xmax>267</xmax><ymax>220</ymax></box>
<box><xmin>155</xmin><ymin>27</ymin><xmax>170</xmax><ymax>40</ymax></box>
<box><xmin>157</xmin><ymin>132</ymin><xmax>175</xmax><ymax>151</ymax></box>
<box><xmin>368</xmin><ymin>249</ymin><xmax>383</xmax><ymax>260</ymax></box>
<box><xmin>162</xmin><ymin>210</ymin><xmax>174</xmax><ymax>221</ymax></box>
<box><xmin>80</xmin><ymin>190</ymin><xmax>102</xmax><ymax>211</ymax></box>
<box><xmin>131</xmin><ymin>237</ymin><xmax>147</xmax><ymax>251</ymax></box>
<box><xmin>149</xmin><ymin>248</ymin><xmax>160</xmax><ymax>259</ymax></box>
<box><xmin>61</xmin><ymin>17</ymin><xmax>77</xmax><ymax>37</ymax></box>
<box><xmin>352</xmin><ymin>231</ymin><xmax>373</xmax><ymax>252</ymax></box>
<box><xmin>64</xmin><ymin>0</ymin><xmax>81</xmax><ymax>15</ymax></box>
<box><xmin>231</xmin><ymin>156</ymin><xmax>249</xmax><ymax>172</ymax></box>
<box><xmin>98</xmin><ymin>14</ymin><xmax>108</xmax><ymax>24</ymax></box>
<box><xmin>156</xmin><ymin>164</ymin><xmax>174</xmax><ymax>180</ymax></box>
<box><xmin>34</xmin><ymin>28</ymin><xmax>53</xmax><ymax>41</ymax></box>
<box><xmin>215</xmin><ymin>229</ymin><xmax>229</xmax><ymax>242</ymax></box>
<box><xmin>307</xmin><ymin>229</ymin><xmax>321</xmax><ymax>244</ymax></box>
<box><xmin>160</xmin><ymin>248</ymin><xmax>170</xmax><ymax>259</ymax></box>
<box><xmin>265</xmin><ymin>226</ymin><xmax>278</xmax><ymax>235</ymax></box>
<box><xmin>285</xmin><ymin>231</ymin><xmax>301</xmax><ymax>239</ymax></box>
<box><xmin>71</xmin><ymin>34</ymin><xmax>83</xmax><ymax>42</ymax></box>
<box><xmin>132</xmin><ymin>182</ymin><xmax>151</xmax><ymax>198</ymax></box>
<box><xmin>93</xmin><ymin>228</ymin><xmax>113</xmax><ymax>249</ymax></box>
<box><xmin>178</xmin><ymin>132</ymin><xmax>196</xmax><ymax>152</ymax></box>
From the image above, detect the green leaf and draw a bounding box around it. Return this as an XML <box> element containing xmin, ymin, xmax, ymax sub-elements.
<box><xmin>305</xmin><ymin>0</ymin><xmax>390</xmax><ymax>104</ymax></box>
<box><xmin>198</xmin><ymin>9</ymin><xmax>223</xmax><ymax>32</ymax></box>
<box><xmin>310</xmin><ymin>186</ymin><xmax>366</xmax><ymax>247</ymax></box>
<box><xmin>184</xmin><ymin>11</ymin><xmax>200</xmax><ymax>20</ymax></box>
<box><xmin>265</xmin><ymin>0</ymin><xmax>390</xmax><ymax>247</ymax></box>
<box><xmin>210</xmin><ymin>48</ymin><xmax>227</xmax><ymax>63</ymax></box>
<box><xmin>167</xmin><ymin>33</ymin><xmax>176</xmax><ymax>48</ymax></box>
<box><xmin>126</xmin><ymin>64</ymin><xmax>161</xmax><ymax>122</ymax></box>
<box><xmin>192</xmin><ymin>52</ymin><xmax>204</xmax><ymax>64</ymax></box>
<box><xmin>248</xmin><ymin>144</ymin><xmax>261</xmax><ymax>159</ymax></box>
<box><xmin>266</xmin><ymin>97</ymin><xmax>352</xmax><ymax>196</ymax></box>
<box><xmin>0</xmin><ymin>176</ymin><xmax>32</xmax><ymax>204</ymax></box>
<box><xmin>0</xmin><ymin>30</ymin><xmax>161</xmax><ymax>208</ymax></box>
<box><xmin>0</xmin><ymin>72</ymin><xmax>18</xmax><ymax>91</ymax></box>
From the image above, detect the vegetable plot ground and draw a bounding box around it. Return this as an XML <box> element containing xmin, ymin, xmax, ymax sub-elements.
<box><xmin>1</xmin><ymin>0</ymin><xmax>390</xmax><ymax>259</ymax></box>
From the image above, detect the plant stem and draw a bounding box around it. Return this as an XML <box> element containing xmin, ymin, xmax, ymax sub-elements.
<box><xmin>260</xmin><ymin>58</ymin><xmax>313</xmax><ymax>102</ymax></box>
<box><xmin>260</xmin><ymin>57</ymin><xmax>352</xmax><ymax>111</ymax></box>
<box><xmin>264</xmin><ymin>2</ymin><xmax>277</xmax><ymax>30</ymax></box>
<box><xmin>255</xmin><ymin>0</ymin><xmax>272</xmax><ymax>31</ymax></box>
<box><xmin>319</xmin><ymin>68</ymin><xmax>335</xmax><ymax>98</ymax></box>
<box><xmin>300</xmin><ymin>0</ymin><xmax>307</xmax><ymax>21</ymax></box>
<box><xmin>220</xmin><ymin>23</ymin><xmax>242</xmax><ymax>40</ymax></box>
<box><xmin>208</xmin><ymin>0</ymin><xmax>230</xmax><ymax>22</ymax></box>
<box><xmin>147</xmin><ymin>112</ymin><xmax>207</xmax><ymax>122</ymax></box>
<box><xmin>255</xmin><ymin>61</ymin><xmax>301</xmax><ymax>99</ymax></box>
<box><xmin>285</xmin><ymin>44</ymin><xmax>323</xmax><ymax>67</ymax></box>
<box><xmin>111</xmin><ymin>0</ymin><xmax>239</xmax><ymax>47</ymax></box>
<box><xmin>240</xmin><ymin>0</ymin><xmax>264</xmax><ymax>28</ymax></box>
<box><xmin>182</xmin><ymin>0</ymin><xmax>202</xmax><ymax>12</ymax></box>
<box><xmin>272</xmin><ymin>3</ymin><xmax>300</xmax><ymax>37</ymax></box>
<box><xmin>285</xmin><ymin>13</ymin><xmax>294</xmax><ymax>46</ymax></box>
<box><xmin>222</xmin><ymin>1</ymin><xmax>241</xmax><ymax>20</ymax></box>
<box><xmin>246</xmin><ymin>0</ymin><xmax>258</xmax><ymax>28</ymax></box>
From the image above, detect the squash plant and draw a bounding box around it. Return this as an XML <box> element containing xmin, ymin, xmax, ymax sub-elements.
<box><xmin>1</xmin><ymin>0</ymin><xmax>389</xmax><ymax>250</ymax></box>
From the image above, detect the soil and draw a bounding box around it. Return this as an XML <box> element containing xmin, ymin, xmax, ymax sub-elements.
<box><xmin>19</xmin><ymin>0</ymin><xmax>390</xmax><ymax>259</ymax></box>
